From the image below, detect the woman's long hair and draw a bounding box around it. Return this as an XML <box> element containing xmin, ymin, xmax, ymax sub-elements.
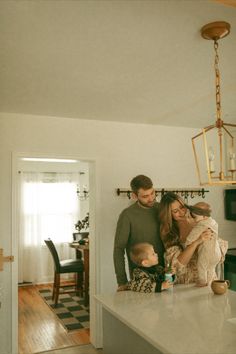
<box><xmin>159</xmin><ymin>192</ymin><xmax>186</xmax><ymax>249</ymax></box>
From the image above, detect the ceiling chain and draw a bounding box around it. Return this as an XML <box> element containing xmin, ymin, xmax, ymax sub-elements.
<box><xmin>214</xmin><ymin>40</ymin><xmax>222</xmax><ymax>124</ymax></box>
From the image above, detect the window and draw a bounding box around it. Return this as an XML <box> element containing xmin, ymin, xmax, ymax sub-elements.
<box><xmin>23</xmin><ymin>181</ymin><xmax>79</xmax><ymax>245</ymax></box>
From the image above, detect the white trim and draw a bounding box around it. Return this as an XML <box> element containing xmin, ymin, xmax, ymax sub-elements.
<box><xmin>20</xmin><ymin>157</ymin><xmax>78</xmax><ymax>163</ymax></box>
<box><xmin>11</xmin><ymin>153</ymin><xmax>18</xmax><ymax>354</ymax></box>
<box><xmin>89</xmin><ymin>160</ymin><xmax>103</xmax><ymax>347</ymax></box>
<box><xmin>11</xmin><ymin>151</ymin><xmax>103</xmax><ymax>353</ymax></box>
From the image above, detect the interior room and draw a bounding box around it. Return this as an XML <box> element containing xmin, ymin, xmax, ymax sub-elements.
<box><xmin>0</xmin><ymin>1</ymin><xmax>236</xmax><ymax>354</ymax></box>
<box><xmin>17</xmin><ymin>158</ymin><xmax>90</xmax><ymax>353</ymax></box>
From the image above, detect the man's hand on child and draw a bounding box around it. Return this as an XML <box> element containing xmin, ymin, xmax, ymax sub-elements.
<box><xmin>117</xmin><ymin>284</ymin><xmax>129</xmax><ymax>291</ymax></box>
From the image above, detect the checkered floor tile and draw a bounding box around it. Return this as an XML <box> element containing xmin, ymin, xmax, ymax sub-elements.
<box><xmin>39</xmin><ymin>288</ymin><xmax>89</xmax><ymax>331</ymax></box>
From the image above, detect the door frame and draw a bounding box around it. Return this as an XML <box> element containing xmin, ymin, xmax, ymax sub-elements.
<box><xmin>11</xmin><ymin>151</ymin><xmax>102</xmax><ymax>353</ymax></box>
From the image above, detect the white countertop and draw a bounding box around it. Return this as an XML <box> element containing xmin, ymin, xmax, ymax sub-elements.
<box><xmin>95</xmin><ymin>284</ymin><xmax>236</xmax><ymax>354</ymax></box>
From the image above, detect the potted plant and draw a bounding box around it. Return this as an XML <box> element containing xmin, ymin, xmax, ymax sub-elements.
<box><xmin>74</xmin><ymin>212</ymin><xmax>89</xmax><ymax>242</ymax></box>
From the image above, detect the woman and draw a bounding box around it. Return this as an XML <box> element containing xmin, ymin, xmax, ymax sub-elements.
<box><xmin>158</xmin><ymin>192</ymin><xmax>227</xmax><ymax>284</ymax></box>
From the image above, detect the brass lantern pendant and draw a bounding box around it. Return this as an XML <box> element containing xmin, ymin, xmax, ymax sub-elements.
<box><xmin>192</xmin><ymin>21</ymin><xmax>236</xmax><ymax>186</ymax></box>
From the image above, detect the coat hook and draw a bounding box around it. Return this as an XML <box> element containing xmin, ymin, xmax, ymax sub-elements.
<box><xmin>184</xmin><ymin>191</ymin><xmax>189</xmax><ymax>201</ymax></box>
<box><xmin>201</xmin><ymin>188</ymin><xmax>205</xmax><ymax>198</ymax></box>
<box><xmin>116</xmin><ymin>188</ymin><xmax>209</xmax><ymax>200</ymax></box>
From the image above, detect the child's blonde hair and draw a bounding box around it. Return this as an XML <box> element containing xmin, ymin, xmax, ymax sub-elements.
<box><xmin>130</xmin><ymin>243</ymin><xmax>153</xmax><ymax>266</ymax></box>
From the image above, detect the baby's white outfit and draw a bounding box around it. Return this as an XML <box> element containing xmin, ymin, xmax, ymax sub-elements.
<box><xmin>185</xmin><ymin>217</ymin><xmax>221</xmax><ymax>285</ymax></box>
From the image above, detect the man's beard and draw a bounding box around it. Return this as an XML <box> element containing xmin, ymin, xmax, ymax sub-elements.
<box><xmin>138</xmin><ymin>199</ymin><xmax>155</xmax><ymax>208</ymax></box>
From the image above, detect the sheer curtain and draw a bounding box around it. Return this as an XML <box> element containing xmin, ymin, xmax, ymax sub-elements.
<box><xmin>18</xmin><ymin>172</ymin><xmax>80</xmax><ymax>284</ymax></box>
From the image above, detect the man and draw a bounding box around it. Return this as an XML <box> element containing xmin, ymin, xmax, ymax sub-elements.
<box><xmin>113</xmin><ymin>175</ymin><xmax>165</xmax><ymax>291</ymax></box>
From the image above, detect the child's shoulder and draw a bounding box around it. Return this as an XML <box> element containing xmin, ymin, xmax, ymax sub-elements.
<box><xmin>133</xmin><ymin>267</ymin><xmax>149</xmax><ymax>277</ymax></box>
<box><xmin>156</xmin><ymin>265</ymin><xmax>165</xmax><ymax>273</ymax></box>
<box><xmin>132</xmin><ymin>267</ymin><xmax>158</xmax><ymax>280</ymax></box>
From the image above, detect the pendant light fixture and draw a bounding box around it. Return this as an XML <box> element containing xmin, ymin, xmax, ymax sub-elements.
<box><xmin>192</xmin><ymin>21</ymin><xmax>236</xmax><ymax>185</ymax></box>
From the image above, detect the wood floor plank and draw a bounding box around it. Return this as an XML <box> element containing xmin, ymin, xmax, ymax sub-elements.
<box><xmin>37</xmin><ymin>344</ymin><xmax>103</xmax><ymax>354</ymax></box>
<box><xmin>18</xmin><ymin>284</ymin><xmax>90</xmax><ymax>354</ymax></box>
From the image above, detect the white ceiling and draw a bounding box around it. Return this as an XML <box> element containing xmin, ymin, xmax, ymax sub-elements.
<box><xmin>1</xmin><ymin>0</ymin><xmax>236</xmax><ymax>128</ymax></box>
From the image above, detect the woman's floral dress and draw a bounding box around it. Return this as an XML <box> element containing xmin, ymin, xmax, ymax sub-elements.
<box><xmin>165</xmin><ymin>238</ymin><xmax>228</xmax><ymax>284</ymax></box>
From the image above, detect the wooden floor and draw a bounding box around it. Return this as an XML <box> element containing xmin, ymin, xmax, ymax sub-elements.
<box><xmin>37</xmin><ymin>344</ymin><xmax>103</xmax><ymax>354</ymax></box>
<box><xmin>18</xmin><ymin>284</ymin><xmax>90</xmax><ymax>354</ymax></box>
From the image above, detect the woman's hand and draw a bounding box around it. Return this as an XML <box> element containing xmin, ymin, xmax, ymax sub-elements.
<box><xmin>177</xmin><ymin>228</ymin><xmax>212</xmax><ymax>266</ymax></box>
<box><xmin>195</xmin><ymin>228</ymin><xmax>212</xmax><ymax>246</ymax></box>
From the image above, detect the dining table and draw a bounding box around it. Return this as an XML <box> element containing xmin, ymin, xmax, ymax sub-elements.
<box><xmin>69</xmin><ymin>242</ymin><xmax>89</xmax><ymax>306</ymax></box>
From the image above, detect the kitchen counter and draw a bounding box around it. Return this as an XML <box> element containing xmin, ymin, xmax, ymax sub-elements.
<box><xmin>95</xmin><ymin>284</ymin><xmax>236</xmax><ymax>354</ymax></box>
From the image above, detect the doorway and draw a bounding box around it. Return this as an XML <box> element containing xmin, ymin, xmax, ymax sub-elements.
<box><xmin>13</xmin><ymin>154</ymin><xmax>95</xmax><ymax>354</ymax></box>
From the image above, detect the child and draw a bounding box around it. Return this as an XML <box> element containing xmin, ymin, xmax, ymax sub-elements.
<box><xmin>128</xmin><ymin>242</ymin><xmax>173</xmax><ymax>292</ymax></box>
<box><xmin>186</xmin><ymin>202</ymin><xmax>224</xmax><ymax>287</ymax></box>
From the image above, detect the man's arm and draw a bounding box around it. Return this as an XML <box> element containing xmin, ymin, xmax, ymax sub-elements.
<box><xmin>113</xmin><ymin>210</ymin><xmax>130</xmax><ymax>289</ymax></box>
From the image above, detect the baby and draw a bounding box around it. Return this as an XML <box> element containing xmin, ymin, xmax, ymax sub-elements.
<box><xmin>186</xmin><ymin>202</ymin><xmax>222</xmax><ymax>286</ymax></box>
<box><xmin>128</xmin><ymin>242</ymin><xmax>173</xmax><ymax>292</ymax></box>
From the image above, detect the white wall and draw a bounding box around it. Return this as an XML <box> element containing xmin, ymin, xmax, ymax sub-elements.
<box><xmin>1</xmin><ymin>112</ymin><xmax>236</xmax><ymax>283</ymax></box>
<box><xmin>0</xmin><ymin>112</ymin><xmax>235</xmax><ymax>352</ymax></box>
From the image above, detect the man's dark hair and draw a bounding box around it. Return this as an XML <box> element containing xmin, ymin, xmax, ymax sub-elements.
<box><xmin>130</xmin><ymin>175</ymin><xmax>153</xmax><ymax>195</ymax></box>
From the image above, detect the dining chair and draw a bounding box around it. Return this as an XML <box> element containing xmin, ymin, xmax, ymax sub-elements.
<box><xmin>44</xmin><ymin>238</ymin><xmax>84</xmax><ymax>305</ymax></box>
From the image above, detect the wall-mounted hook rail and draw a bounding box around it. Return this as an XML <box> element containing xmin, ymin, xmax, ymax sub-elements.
<box><xmin>116</xmin><ymin>188</ymin><xmax>209</xmax><ymax>200</ymax></box>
